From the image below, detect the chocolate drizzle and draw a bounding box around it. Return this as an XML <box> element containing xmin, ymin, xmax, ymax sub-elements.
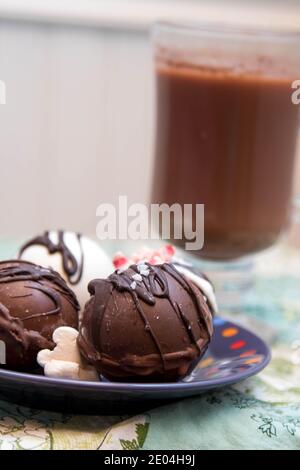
<box><xmin>0</xmin><ymin>261</ymin><xmax>79</xmax><ymax>314</ymax></box>
<box><xmin>19</xmin><ymin>231</ymin><xmax>84</xmax><ymax>285</ymax></box>
<box><xmin>78</xmin><ymin>263</ymin><xmax>213</xmax><ymax>380</ymax></box>
<box><xmin>173</xmin><ymin>260</ymin><xmax>218</xmax><ymax>315</ymax></box>
<box><xmin>110</xmin><ymin>264</ymin><xmax>210</xmax><ymax>361</ymax></box>
<box><xmin>0</xmin><ymin>300</ymin><xmax>36</xmax><ymax>352</ymax></box>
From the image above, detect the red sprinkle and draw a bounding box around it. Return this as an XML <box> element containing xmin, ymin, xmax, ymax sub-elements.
<box><xmin>162</xmin><ymin>244</ymin><xmax>175</xmax><ymax>260</ymax></box>
<box><xmin>113</xmin><ymin>253</ymin><xmax>128</xmax><ymax>269</ymax></box>
<box><xmin>113</xmin><ymin>244</ymin><xmax>176</xmax><ymax>269</ymax></box>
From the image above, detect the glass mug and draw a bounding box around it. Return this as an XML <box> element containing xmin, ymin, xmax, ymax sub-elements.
<box><xmin>151</xmin><ymin>22</ymin><xmax>300</xmax><ymax>263</ymax></box>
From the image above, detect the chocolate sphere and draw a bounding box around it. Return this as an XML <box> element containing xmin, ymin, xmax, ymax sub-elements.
<box><xmin>78</xmin><ymin>263</ymin><xmax>213</xmax><ymax>381</ymax></box>
<box><xmin>0</xmin><ymin>260</ymin><xmax>79</xmax><ymax>370</ymax></box>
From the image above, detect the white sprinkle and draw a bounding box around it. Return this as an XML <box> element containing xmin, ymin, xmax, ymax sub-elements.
<box><xmin>137</xmin><ymin>263</ymin><xmax>148</xmax><ymax>272</ymax></box>
<box><xmin>132</xmin><ymin>273</ymin><xmax>142</xmax><ymax>282</ymax></box>
<box><xmin>130</xmin><ymin>281</ymin><xmax>137</xmax><ymax>290</ymax></box>
<box><xmin>137</xmin><ymin>263</ymin><xmax>150</xmax><ymax>276</ymax></box>
<box><xmin>140</xmin><ymin>269</ymin><xmax>150</xmax><ymax>277</ymax></box>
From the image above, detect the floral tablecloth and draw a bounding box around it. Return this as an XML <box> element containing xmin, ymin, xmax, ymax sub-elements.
<box><xmin>0</xmin><ymin>240</ymin><xmax>300</xmax><ymax>450</ymax></box>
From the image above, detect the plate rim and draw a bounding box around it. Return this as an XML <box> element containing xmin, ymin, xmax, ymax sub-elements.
<box><xmin>0</xmin><ymin>318</ymin><xmax>271</xmax><ymax>394</ymax></box>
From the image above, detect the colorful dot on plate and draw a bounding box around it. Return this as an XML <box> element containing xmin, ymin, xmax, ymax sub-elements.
<box><xmin>198</xmin><ymin>357</ymin><xmax>214</xmax><ymax>369</ymax></box>
<box><xmin>244</xmin><ymin>356</ymin><xmax>262</xmax><ymax>365</ymax></box>
<box><xmin>230</xmin><ymin>340</ymin><xmax>246</xmax><ymax>350</ymax></box>
<box><xmin>222</xmin><ymin>327</ymin><xmax>238</xmax><ymax>338</ymax></box>
<box><xmin>240</xmin><ymin>349</ymin><xmax>256</xmax><ymax>357</ymax></box>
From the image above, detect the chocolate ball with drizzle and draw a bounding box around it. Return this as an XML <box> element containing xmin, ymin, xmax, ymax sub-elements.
<box><xmin>0</xmin><ymin>260</ymin><xmax>79</xmax><ymax>370</ymax></box>
<box><xmin>78</xmin><ymin>263</ymin><xmax>214</xmax><ymax>381</ymax></box>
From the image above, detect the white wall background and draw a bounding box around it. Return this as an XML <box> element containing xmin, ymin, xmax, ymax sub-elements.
<box><xmin>0</xmin><ymin>0</ymin><xmax>300</xmax><ymax>240</ymax></box>
<box><xmin>0</xmin><ymin>20</ymin><xmax>153</xmax><ymax>238</ymax></box>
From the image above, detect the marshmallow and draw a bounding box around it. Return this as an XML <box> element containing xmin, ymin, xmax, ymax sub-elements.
<box><xmin>37</xmin><ymin>326</ymin><xmax>99</xmax><ymax>381</ymax></box>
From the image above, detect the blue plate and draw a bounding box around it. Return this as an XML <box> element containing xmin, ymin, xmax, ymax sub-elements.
<box><xmin>0</xmin><ymin>317</ymin><xmax>271</xmax><ymax>414</ymax></box>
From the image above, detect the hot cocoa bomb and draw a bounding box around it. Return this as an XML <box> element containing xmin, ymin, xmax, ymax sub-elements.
<box><xmin>78</xmin><ymin>263</ymin><xmax>214</xmax><ymax>381</ymax></box>
<box><xmin>0</xmin><ymin>260</ymin><xmax>79</xmax><ymax>370</ymax></box>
